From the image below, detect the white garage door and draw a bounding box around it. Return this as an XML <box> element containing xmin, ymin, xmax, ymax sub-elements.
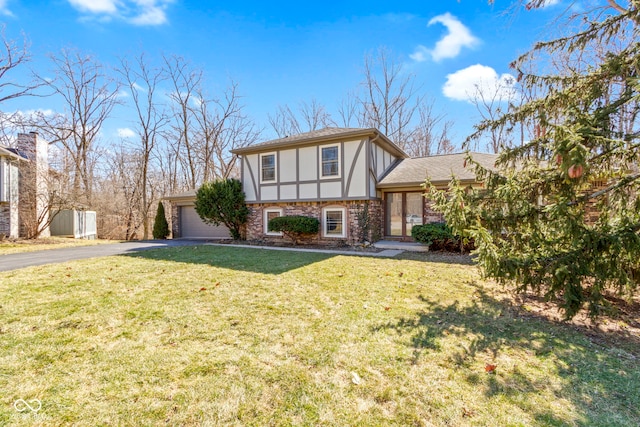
<box><xmin>180</xmin><ymin>206</ymin><xmax>230</xmax><ymax>238</ymax></box>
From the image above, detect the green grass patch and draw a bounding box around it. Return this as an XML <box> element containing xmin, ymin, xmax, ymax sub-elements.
<box><xmin>0</xmin><ymin>246</ymin><xmax>638</xmax><ymax>426</ymax></box>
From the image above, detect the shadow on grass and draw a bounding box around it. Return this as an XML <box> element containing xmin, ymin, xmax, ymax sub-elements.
<box><xmin>373</xmin><ymin>287</ymin><xmax>640</xmax><ymax>426</ymax></box>
<box><xmin>121</xmin><ymin>245</ymin><xmax>336</xmax><ymax>275</ymax></box>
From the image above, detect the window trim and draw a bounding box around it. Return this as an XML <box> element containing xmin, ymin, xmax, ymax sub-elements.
<box><xmin>260</xmin><ymin>152</ymin><xmax>277</xmax><ymax>183</ymax></box>
<box><xmin>322</xmin><ymin>206</ymin><xmax>347</xmax><ymax>238</ymax></box>
<box><xmin>319</xmin><ymin>143</ymin><xmax>341</xmax><ymax>179</ymax></box>
<box><xmin>264</xmin><ymin>207</ymin><xmax>284</xmax><ymax>236</ymax></box>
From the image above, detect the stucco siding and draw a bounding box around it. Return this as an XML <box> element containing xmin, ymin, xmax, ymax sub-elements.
<box><xmin>299</xmin><ymin>183</ymin><xmax>317</xmax><ymax>199</ymax></box>
<box><xmin>279</xmin><ymin>149</ymin><xmax>297</xmax><ymax>182</ymax></box>
<box><xmin>298</xmin><ymin>146</ymin><xmax>317</xmax><ymax>181</ymax></box>
<box><xmin>280</xmin><ymin>184</ymin><xmax>297</xmax><ymax>200</ymax></box>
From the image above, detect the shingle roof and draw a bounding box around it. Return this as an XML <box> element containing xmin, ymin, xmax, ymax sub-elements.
<box><xmin>231</xmin><ymin>127</ymin><xmax>408</xmax><ymax>158</ymax></box>
<box><xmin>378</xmin><ymin>152</ymin><xmax>498</xmax><ymax>187</ymax></box>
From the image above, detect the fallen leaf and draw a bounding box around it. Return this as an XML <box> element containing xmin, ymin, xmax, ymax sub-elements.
<box><xmin>384</xmin><ymin>306</ymin><xmax>391</xmax><ymax>311</ymax></box>
<box><xmin>350</xmin><ymin>371</ymin><xmax>361</xmax><ymax>385</ymax></box>
<box><xmin>215</xmin><ymin>282</ymin><xmax>221</xmax><ymax>287</ymax></box>
<box><xmin>485</xmin><ymin>364</ymin><xmax>497</xmax><ymax>373</ymax></box>
<box><xmin>398</xmin><ymin>272</ymin><xmax>404</xmax><ymax>277</ymax></box>
<box><xmin>199</xmin><ymin>287</ymin><xmax>207</xmax><ymax>291</ymax></box>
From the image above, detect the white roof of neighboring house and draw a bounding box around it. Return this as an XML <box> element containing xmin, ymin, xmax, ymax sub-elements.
<box><xmin>0</xmin><ymin>144</ymin><xmax>28</xmax><ymax>161</ymax></box>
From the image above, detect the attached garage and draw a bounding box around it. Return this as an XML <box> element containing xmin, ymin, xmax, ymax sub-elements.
<box><xmin>179</xmin><ymin>205</ymin><xmax>230</xmax><ymax>239</ymax></box>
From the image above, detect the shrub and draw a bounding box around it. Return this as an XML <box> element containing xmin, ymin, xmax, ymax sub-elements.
<box><xmin>195</xmin><ymin>179</ymin><xmax>249</xmax><ymax>240</ymax></box>
<box><xmin>411</xmin><ymin>222</ymin><xmax>473</xmax><ymax>252</ymax></box>
<box><xmin>152</xmin><ymin>202</ymin><xmax>170</xmax><ymax>239</ymax></box>
<box><xmin>268</xmin><ymin>215</ymin><xmax>319</xmax><ymax>245</ymax></box>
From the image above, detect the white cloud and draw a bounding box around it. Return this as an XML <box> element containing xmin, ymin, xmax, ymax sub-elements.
<box><xmin>0</xmin><ymin>0</ymin><xmax>14</xmax><ymax>16</ymax></box>
<box><xmin>442</xmin><ymin>64</ymin><xmax>518</xmax><ymax>102</ymax></box>
<box><xmin>117</xmin><ymin>127</ymin><xmax>136</xmax><ymax>139</ymax></box>
<box><xmin>68</xmin><ymin>0</ymin><xmax>119</xmax><ymax>14</ymax></box>
<box><xmin>15</xmin><ymin>108</ymin><xmax>56</xmax><ymax>118</ymax></box>
<box><xmin>411</xmin><ymin>13</ymin><xmax>479</xmax><ymax>62</ymax></box>
<box><xmin>66</xmin><ymin>0</ymin><xmax>172</xmax><ymax>26</ymax></box>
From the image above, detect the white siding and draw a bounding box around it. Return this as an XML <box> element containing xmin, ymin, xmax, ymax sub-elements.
<box><xmin>243</xmin><ymin>155</ymin><xmax>259</xmax><ymax>201</ymax></box>
<box><xmin>280</xmin><ymin>184</ymin><xmax>297</xmax><ymax>200</ymax></box>
<box><xmin>299</xmin><ymin>183</ymin><xmax>317</xmax><ymax>199</ymax></box>
<box><xmin>261</xmin><ymin>185</ymin><xmax>278</xmax><ymax>200</ymax></box>
<box><xmin>298</xmin><ymin>146</ymin><xmax>317</xmax><ymax>181</ymax></box>
<box><xmin>348</xmin><ymin>150</ymin><xmax>366</xmax><ymax>197</ymax></box>
<box><xmin>320</xmin><ymin>181</ymin><xmax>342</xmax><ymax>198</ymax></box>
<box><xmin>279</xmin><ymin>149</ymin><xmax>297</xmax><ymax>182</ymax></box>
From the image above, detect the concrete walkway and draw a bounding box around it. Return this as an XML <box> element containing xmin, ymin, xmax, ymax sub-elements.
<box><xmin>204</xmin><ymin>242</ymin><xmax>405</xmax><ymax>258</ymax></box>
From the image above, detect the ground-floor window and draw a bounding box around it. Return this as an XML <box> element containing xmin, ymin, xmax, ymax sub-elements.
<box><xmin>322</xmin><ymin>206</ymin><xmax>346</xmax><ymax>238</ymax></box>
<box><xmin>264</xmin><ymin>207</ymin><xmax>283</xmax><ymax>235</ymax></box>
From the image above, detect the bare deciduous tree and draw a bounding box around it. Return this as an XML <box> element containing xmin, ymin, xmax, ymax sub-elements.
<box><xmin>117</xmin><ymin>53</ymin><xmax>168</xmax><ymax>239</ymax></box>
<box><xmin>268</xmin><ymin>99</ymin><xmax>334</xmax><ymax>138</ymax></box>
<box><xmin>33</xmin><ymin>49</ymin><xmax>121</xmax><ymax>206</ymax></box>
<box><xmin>404</xmin><ymin>101</ymin><xmax>455</xmax><ymax>157</ymax></box>
<box><xmin>357</xmin><ymin>48</ymin><xmax>421</xmax><ymax>147</ymax></box>
<box><xmin>0</xmin><ymin>25</ymin><xmax>43</xmax><ymax>104</ymax></box>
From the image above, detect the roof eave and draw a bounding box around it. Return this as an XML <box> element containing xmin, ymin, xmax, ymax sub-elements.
<box><xmin>232</xmin><ymin>128</ymin><xmax>408</xmax><ymax>158</ymax></box>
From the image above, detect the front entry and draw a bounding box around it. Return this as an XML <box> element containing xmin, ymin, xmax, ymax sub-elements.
<box><xmin>385</xmin><ymin>192</ymin><xmax>424</xmax><ymax>239</ymax></box>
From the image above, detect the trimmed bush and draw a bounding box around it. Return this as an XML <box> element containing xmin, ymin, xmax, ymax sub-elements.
<box><xmin>268</xmin><ymin>215</ymin><xmax>319</xmax><ymax>245</ymax></box>
<box><xmin>195</xmin><ymin>179</ymin><xmax>249</xmax><ymax>240</ymax></box>
<box><xmin>411</xmin><ymin>222</ymin><xmax>473</xmax><ymax>252</ymax></box>
<box><xmin>152</xmin><ymin>202</ymin><xmax>170</xmax><ymax>239</ymax></box>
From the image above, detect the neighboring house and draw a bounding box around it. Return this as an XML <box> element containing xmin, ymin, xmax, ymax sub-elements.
<box><xmin>0</xmin><ymin>132</ymin><xmax>97</xmax><ymax>240</ymax></box>
<box><xmin>0</xmin><ymin>143</ymin><xmax>25</xmax><ymax>239</ymax></box>
<box><xmin>166</xmin><ymin>127</ymin><xmax>497</xmax><ymax>243</ymax></box>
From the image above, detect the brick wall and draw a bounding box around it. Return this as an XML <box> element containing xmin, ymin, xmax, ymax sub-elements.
<box><xmin>247</xmin><ymin>200</ymin><xmax>384</xmax><ymax>246</ymax></box>
<box><xmin>424</xmin><ymin>198</ymin><xmax>444</xmax><ymax>224</ymax></box>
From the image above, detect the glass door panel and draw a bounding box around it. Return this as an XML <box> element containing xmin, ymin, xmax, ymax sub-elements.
<box><xmin>386</xmin><ymin>193</ymin><xmax>403</xmax><ymax>236</ymax></box>
<box><xmin>405</xmin><ymin>193</ymin><xmax>424</xmax><ymax>235</ymax></box>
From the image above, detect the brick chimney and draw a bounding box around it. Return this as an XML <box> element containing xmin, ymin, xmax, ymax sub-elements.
<box><xmin>16</xmin><ymin>132</ymin><xmax>50</xmax><ymax>238</ymax></box>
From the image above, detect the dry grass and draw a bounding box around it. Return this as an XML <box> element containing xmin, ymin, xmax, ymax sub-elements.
<box><xmin>0</xmin><ymin>237</ymin><xmax>118</xmax><ymax>255</ymax></box>
<box><xmin>0</xmin><ymin>246</ymin><xmax>638</xmax><ymax>426</ymax></box>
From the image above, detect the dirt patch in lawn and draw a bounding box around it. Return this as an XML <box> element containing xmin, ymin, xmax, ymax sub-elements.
<box><xmin>502</xmin><ymin>290</ymin><xmax>640</xmax><ymax>359</ymax></box>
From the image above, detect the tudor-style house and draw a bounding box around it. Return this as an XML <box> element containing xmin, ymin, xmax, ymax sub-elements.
<box><xmin>231</xmin><ymin>127</ymin><xmax>407</xmax><ymax>244</ymax></box>
<box><xmin>166</xmin><ymin>127</ymin><xmax>498</xmax><ymax>244</ymax></box>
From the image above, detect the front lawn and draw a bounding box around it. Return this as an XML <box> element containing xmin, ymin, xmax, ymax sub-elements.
<box><xmin>0</xmin><ymin>237</ymin><xmax>117</xmax><ymax>255</ymax></box>
<box><xmin>1</xmin><ymin>246</ymin><xmax>638</xmax><ymax>426</ymax></box>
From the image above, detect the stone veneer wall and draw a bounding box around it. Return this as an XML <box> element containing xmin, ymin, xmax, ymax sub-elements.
<box><xmin>247</xmin><ymin>200</ymin><xmax>383</xmax><ymax>246</ymax></box>
<box><xmin>0</xmin><ymin>203</ymin><xmax>9</xmax><ymax>237</ymax></box>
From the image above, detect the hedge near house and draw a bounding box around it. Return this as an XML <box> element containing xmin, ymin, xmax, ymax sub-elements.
<box><xmin>195</xmin><ymin>178</ymin><xmax>248</xmax><ymax>240</ymax></box>
<box><xmin>268</xmin><ymin>215</ymin><xmax>319</xmax><ymax>245</ymax></box>
<box><xmin>411</xmin><ymin>222</ymin><xmax>473</xmax><ymax>253</ymax></box>
<box><xmin>152</xmin><ymin>202</ymin><xmax>170</xmax><ymax>239</ymax></box>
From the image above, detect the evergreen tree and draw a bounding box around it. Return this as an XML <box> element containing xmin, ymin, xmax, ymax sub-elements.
<box><xmin>428</xmin><ymin>0</ymin><xmax>640</xmax><ymax>318</ymax></box>
<box><xmin>152</xmin><ymin>202</ymin><xmax>170</xmax><ymax>239</ymax></box>
<box><xmin>195</xmin><ymin>178</ymin><xmax>248</xmax><ymax>240</ymax></box>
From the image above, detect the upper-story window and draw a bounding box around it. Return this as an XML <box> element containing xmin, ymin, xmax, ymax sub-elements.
<box><xmin>321</xmin><ymin>144</ymin><xmax>340</xmax><ymax>178</ymax></box>
<box><xmin>261</xmin><ymin>153</ymin><xmax>276</xmax><ymax>183</ymax></box>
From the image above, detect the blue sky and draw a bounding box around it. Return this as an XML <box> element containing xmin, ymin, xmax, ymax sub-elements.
<box><xmin>1</xmin><ymin>0</ymin><xmax>566</xmax><ymax>148</ymax></box>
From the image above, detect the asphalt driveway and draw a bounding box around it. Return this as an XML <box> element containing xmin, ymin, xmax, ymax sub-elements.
<box><xmin>0</xmin><ymin>240</ymin><xmax>207</xmax><ymax>272</ymax></box>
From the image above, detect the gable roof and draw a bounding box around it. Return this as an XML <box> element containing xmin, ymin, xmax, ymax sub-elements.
<box><xmin>0</xmin><ymin>144</ymin><xmax>28</xmax><ymax>161</ymax></box>
<box><xmin>377</xmin><ymin>152</ymin><xmax>498</xmax><ymax>188</ymax></box>
<box><xmin>231</xmin><ymin>127</ymin><xmax>408</xmax><ymax>158</ymax></box>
